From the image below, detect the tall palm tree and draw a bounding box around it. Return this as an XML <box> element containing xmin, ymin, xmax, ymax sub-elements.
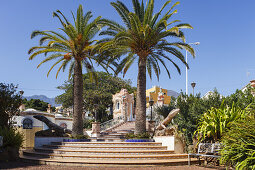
<box><xmin>28</xmin><ymin>5</ymin><xmax>107</xmax><ymax>136</ymax></box>
<box><xmin>99</xmin><ymin>0</ymin><xmax>195</xmax><ymax>134</ymax></box>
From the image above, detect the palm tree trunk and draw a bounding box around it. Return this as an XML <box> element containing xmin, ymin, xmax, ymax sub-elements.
<box><xmin>135</xmin><ymin>58</ymin><xmax>147</xmax><ymax>135</ymax></box>
<box><xmin>72</xmin><ymin>59</ymin><xmax>84</xmax><ymax>136</ymax></box>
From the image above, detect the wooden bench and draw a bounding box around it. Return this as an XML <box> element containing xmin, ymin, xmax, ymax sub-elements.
<box><xmin>188</xmin><ymin>143</ymin><xmax>221</xmax><ymax>166</ymax></box>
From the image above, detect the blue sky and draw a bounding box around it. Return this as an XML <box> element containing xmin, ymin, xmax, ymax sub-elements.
<box><xmin>1</xmin><ymin>0</ymin><xmax>255</xmax><ymax>98</ymax></box>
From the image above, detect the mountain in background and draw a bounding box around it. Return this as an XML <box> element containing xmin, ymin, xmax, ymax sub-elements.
<box><xmin>24</xmin><ymin>95</ymin><xmax>61</xmax><ymax>107</ymax></box>
<box><xmin>167</xmin><ymin>90</ymin><xmax>180</xmax><ymax>99</ymax></box>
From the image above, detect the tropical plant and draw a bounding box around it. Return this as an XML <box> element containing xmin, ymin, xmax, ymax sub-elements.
<box><xmin>28</xmin><ymin>5</ymin><xmax>109</xmax><ymax>136</ymax></box>
<box><xmin>99</xmin><ymin>0</ymin><xmax>194</xmax><ymax>134</ymax></box>
<box><xmin>195</xmin><ymin>101</ymin><xmax>246</xmax><ymax>142</ymax></box>
<box><xmin>220</xmin><ymin>115</ymin><xmax>255</xmax><ymax>169</ymax></box>
<box><xmin>0</xmin><ymin>83</ymin><xmax>22</xmax><ymax>129</ymax></box>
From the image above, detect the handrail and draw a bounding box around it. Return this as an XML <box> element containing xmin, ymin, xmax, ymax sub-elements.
<box><xmin>100</xmin><ymin>115</ymin><xmax>125</xmax><ymax>131</ymax></box>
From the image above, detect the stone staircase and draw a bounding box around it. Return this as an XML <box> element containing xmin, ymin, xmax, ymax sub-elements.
<box><xmin>20</xmin><ymin>121</ymin><xmax>199</xmax><ymax>166</ymax></box>
<box><xmin>98</xmin><ymin>121</ymin><xmax>135</xmax><ymax>142</ymax></box>
<box><xmin>21</xmin><ymin>141</ymin><xmax>198</xmax><ymax>166</ymax></box>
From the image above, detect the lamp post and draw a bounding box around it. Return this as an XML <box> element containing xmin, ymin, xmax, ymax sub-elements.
<box><xmin>191</xmin><ymin>82</ymin><xmax>196</xmax><ymax>96</ymax></box>
<box><xmin>186</xmin><ymin>42</ymin><xmax>200</xmax><ymax>95</ymax></box>
<box><xmin>149</xmin><ymin>99</ymin><xmax>154</xmax><ymax>121</ymax></box>
<box><xmin>122</xmin><ymin>95</ymin><xmax>127</xmax><ymax>122</ymax></box>
<box><xmin>94</xmin><ymin>104</ymin><xmax>99</xmax><ymax>122</ymax></box>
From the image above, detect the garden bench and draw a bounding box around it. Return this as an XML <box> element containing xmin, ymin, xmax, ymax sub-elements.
<box><xmin>188</xmin><ymin>143</ymin><xmax>221</xmax><ymax>166</ymax></box>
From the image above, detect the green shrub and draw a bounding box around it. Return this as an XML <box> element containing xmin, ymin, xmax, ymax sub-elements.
<box><xmin>220</xmin><ymin>116</ymin><xmax>255</xmax><ymax>169</ymax></box>
<box><xmin>195</xmin><ymin>102</ymin><xmax>246</xmax><ymax>142</ymax></box>
<box><xmin>83</xmin><ymin>119</ymin><xmax>94</xmax><ymax>129</ymax></box>
<box><xmin>125</xmin><ymin>132</ymin><xmax>151</xmax><ymax>139</ymax></box>
<box><xmin>0</xmin><ymin>127</ymin><xmax>23</xmax><ymax>149</ymax></box>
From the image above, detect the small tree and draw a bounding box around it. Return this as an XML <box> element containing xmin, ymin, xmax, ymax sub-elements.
<box><xmin>0</xmin><ymin>83</ymin><xmax>22</xmax><ymax>129</ymax></box>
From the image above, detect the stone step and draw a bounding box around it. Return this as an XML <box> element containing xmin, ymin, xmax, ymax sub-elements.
<box><xmin>51</xmin><ymin>142</ymin><xmax>162</xmax><ymax>146</ymax></box>
<box><xmin>23</xmin><ymin>150</ymin><xmax>187</xmax><ymax>160</ymax></box>
<box><xmin>98</xmin><ymin>135</ymin><xmax>125</xmax><ymax>138</ymax></box>
<box><xmin>34</xmin><ymin>147</ymin><xmax>174</xmax><ymax>155</ymax></box>
<box><xmin>90</xmin><ymin>138</ymin><xmax>125</xmax><ymax>142</ymax></box>
<box><xmin>20</xmin><ymin>155</ymin><xmax>199</xmax><ymax>166</ymax></box>
<box><xmin>43</xmin><ymin>144</ymin><xmax>167</xmax><ymax>150</ymax></box>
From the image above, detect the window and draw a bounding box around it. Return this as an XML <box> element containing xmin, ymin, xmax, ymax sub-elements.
<box><xmin>23</xmin><ymin>118</ymin><xmax>33</xmax><ymax>129</ymax></box>
<box><xmin>116</xmin><ymin>102</ymin><xmax>120</xmax><ymax>110</ymax></box>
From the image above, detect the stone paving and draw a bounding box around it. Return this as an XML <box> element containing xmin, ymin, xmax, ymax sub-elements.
<box><xmin>0</xmin><ymin>161</ymin><xmax>226</xmax><ymax>170</ymax></box>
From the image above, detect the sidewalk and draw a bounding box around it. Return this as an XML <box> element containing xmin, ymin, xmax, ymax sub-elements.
<box><xmin>0</xmin><ymin>161</ymin><xmax>226</xmax><ymax>170</ymax></box>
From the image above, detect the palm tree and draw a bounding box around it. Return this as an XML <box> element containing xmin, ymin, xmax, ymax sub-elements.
<box><xmin>99</xmin><ymin>0</ymin><xmax>195</xmax><ymax>134</ymax></box>
<box><xmin>28</xmin><ymin>5</ymin><xmax>107</xmax><ymax>136</ymax></box>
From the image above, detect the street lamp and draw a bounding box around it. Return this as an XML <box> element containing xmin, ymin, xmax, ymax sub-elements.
<box><xmin>186</xmin><ymin>42</ymin><xmax>200</xmax><ymax>95</ymax></box>
<box><xmin>149</xmin><ymin>99</ymin><xmax>154</xmax><ymax>121</ymax></box>
<box><xmin>122</xmin><ymin>96</ymin><xmax>127</xmax><ymax>122</ymax></box>
<box><xmin>94</xmin><ymin>104</ymin><xmax>99</xmax><ymax>122</ymax></box>
<box><xmin>191</xmin><ymin>82</ymin><xmax>196</xmax><ymax>96</ymax></box>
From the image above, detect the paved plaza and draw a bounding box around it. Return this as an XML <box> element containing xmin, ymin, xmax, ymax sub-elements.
<box><xmin>0</xmin><ymin>161</ymin><xmax>226</xmax><ymax>170</ymax></box>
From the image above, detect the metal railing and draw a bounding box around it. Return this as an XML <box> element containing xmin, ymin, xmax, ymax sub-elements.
<box><xmin>100</xmin><ymin>116</ymin><xmax>125</xmax><ymax>131</ymax></box>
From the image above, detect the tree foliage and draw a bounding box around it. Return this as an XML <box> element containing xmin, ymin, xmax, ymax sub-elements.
<box><xmin>154</xmin><ymin>88</ymin><xmax>254</xmax><ymax>146</ymax></box>
<box><xmin>56</xmin><ymin>72</ymin><xmax>136</xmax><ymax>122</ymax></box>
<box><xmin>98</xmin><ymin>0</ymin><xmax>194</xmax><ymax>134</ymax></box>
<box><xmin>28</xmin><ymin>5</ymin><xmax>113</xmax><ymax>135</ymax></box>
<box><xmin>0</xmin><ymin>83</ymin><xmax>22</xmax><ymax>129</ymax></box>
<box><xmin>22</xmin><ymin>98</ymin><xmax>55</xmax><ymax>112</ymax></box>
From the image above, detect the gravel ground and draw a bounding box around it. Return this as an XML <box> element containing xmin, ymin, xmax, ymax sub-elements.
<box><xmin>0</xmin><ymin>161</ymin><xmax>226</xmax><ymax>170</ymax></box>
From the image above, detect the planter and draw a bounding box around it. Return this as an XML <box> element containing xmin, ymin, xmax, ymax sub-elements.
<box><xmin>125</xmin><ymin>139</ymin><xmax>154</xmax><ymax>142</ymax></box>
<box><xmin>63</xmin><ymin>139</ymin><xmax>91</xmax><ymax>142</ymax></box>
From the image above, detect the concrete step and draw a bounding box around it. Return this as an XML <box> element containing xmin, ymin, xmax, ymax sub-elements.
<box><xmin>34</xmin><ymin>147</ymin><xmax>174</xmax><ymax>155</ymax></box>
<box><xmin>43</xmin><ymin>144</ymin><xmax>167</xmax><ymax>150</ymax></box>
<box><xmin>20</xmin><ymin>155</ymin><xmax>199</xmax><ymax>166</ymax></box>
<box><xmin>23</xmin><ymin>150</ymin><xmax>188</xmax><ymax>160</ymax></box>
<box><xmin>89</xmin><ymin>137</ymin><xmax>125</xmax><ymax>142</ymax></box>
<box><xmin>51</xmin><ymin>142</ymin><xmax>162</xmax><ymax>146</ymax></box>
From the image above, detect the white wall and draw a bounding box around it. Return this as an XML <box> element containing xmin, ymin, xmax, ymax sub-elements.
<box><xmin>153</xmin><ymin>136</ymin><xmax>175</xmax><ymax>151</ymax></box>
<box><xmin>34</xmin><ymin>137</ymin><xmax>69</xmax><ymax>147</ymax></box>
<box><xmin>55</xmin><ymin>119</ymin><xmax>73</xmax><ymax>130</ymax></box>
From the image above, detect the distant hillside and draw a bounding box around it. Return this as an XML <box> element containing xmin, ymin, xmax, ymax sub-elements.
<box><xmin>167</xmin><ymin>90</ymin><xmax>180</xmax><ymax>99</ymax></box>
<box><xmin>24</xmin><ymin>95</ymin><xmax>60</xmax><ymax>107</ymax></box>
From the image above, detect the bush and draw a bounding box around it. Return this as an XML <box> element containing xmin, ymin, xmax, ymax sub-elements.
<box><xmin>83</xmin><ymin>119</ymin><xmax>94</xmax><ymax>129</ymax></box>
<box><xmin>125</xmin><ymin>132</ymin><xmax>151</xmax><ymax>139</ymax></box>
<box><xmin>220</xmin><ymin>116</ymin><xmax>255</xmax><ymax>169</ymax></box>
<box><xmin>195</xmin><ymin>102</ymin><xmax>246</xmax><ymax>142</ymax></box>
<box><xmin>0</xmin><ymin>127</ymin><xmax>23</xmax><ymax>149</ymax></box>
